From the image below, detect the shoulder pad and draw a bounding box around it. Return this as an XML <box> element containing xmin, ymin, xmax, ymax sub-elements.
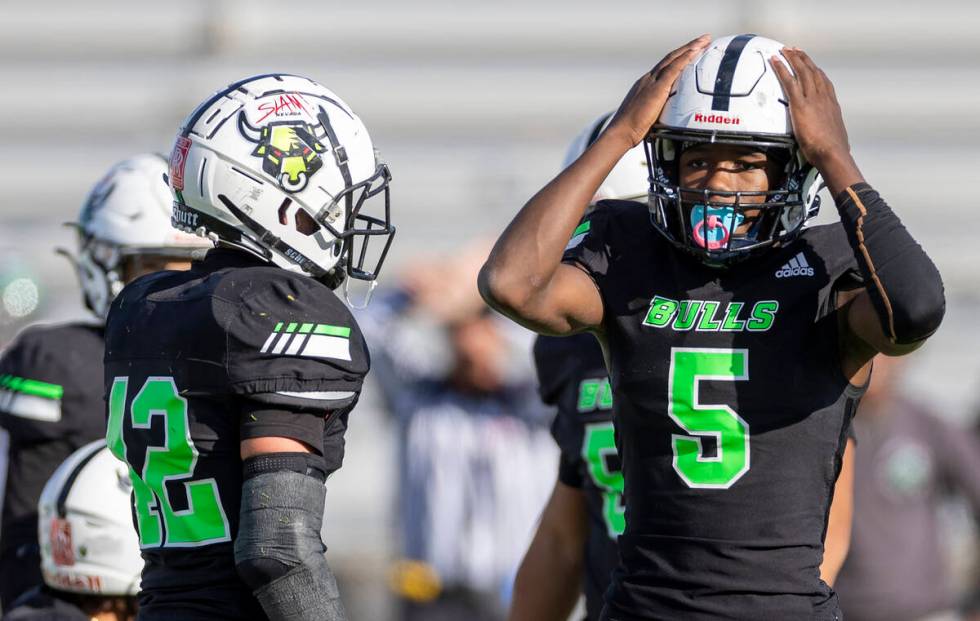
<box><xmin>562</xmin><ymin>200</ymin><xmax>651</xmax><ymax>276</ymax></box>
<box><xmin>801</xmin><ymin>223</ymin><xmax>865</xmax><ymax>289</ymax></box>
<box><xmin>533</xmin><ymin>333</ymin><xmax>605</xmax><ymax>405</ymax></box>
<box><xmin>0</xmin><ymin>322</ymin><xmax>105</xmax><ymax>437</ymax></box>
<box><xmin>215</xmin><ymin>268</ymin><xmax>370</xmax><ymax>396</ymax></box>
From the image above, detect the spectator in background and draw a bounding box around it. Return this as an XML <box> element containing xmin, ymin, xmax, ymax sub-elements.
<box><xmin>358</xmin><ymin>241</ymin><xmax>556</xmax><ymax>621</ymax></box>
<box><xmin>835</xmin><ymin>354</ymin><xmax>980</xmax><ymax>621</ymax></box>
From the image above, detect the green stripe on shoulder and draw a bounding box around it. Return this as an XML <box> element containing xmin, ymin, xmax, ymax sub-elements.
<box><xmin>572</xmin><ymin>221</ymin><xmax>591</xmax><ymax>237</ymax></box>
<box><xmin>0</xmin><ymin>374</ymin><xmax>64</xmax><ymax>400</ymax></box>
<box><xmin>313</xmin><ymin>324</ymin><xmax>351</xmax><ymax>338</ymax></box>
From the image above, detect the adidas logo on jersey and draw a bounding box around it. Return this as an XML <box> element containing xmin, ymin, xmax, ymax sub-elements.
<box><xmin>775</xmin><ymin>252</ymin><xmax>814</xmax><ymax>278</ymax></box>
<box><xmin>259</xmin><ymin>321</ymin><xmax>351</xmax><ymax>361</ymax></box>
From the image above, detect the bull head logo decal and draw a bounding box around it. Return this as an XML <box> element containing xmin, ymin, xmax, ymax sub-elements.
<box><xmin>238</xmin><ymin>112</ymin><xmax>328</xmax><ymax>193</ymax></box>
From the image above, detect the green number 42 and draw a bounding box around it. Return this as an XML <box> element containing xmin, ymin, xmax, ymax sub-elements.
<box><xmin>107</xmin><ymin>376</ymin><xmax>230</xmax><ymax>548</ymax></box>
<box><xmin>669</xmin><ymin>348</ymin><xmax>750</xmax><ymax>489</ymax></box>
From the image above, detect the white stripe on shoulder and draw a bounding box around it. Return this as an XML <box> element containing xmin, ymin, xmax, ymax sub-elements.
<box><xmin>564</xmin><ymin>233</ymin><xmax>587</xmax><ymax>251</ymax></box>
<box><xmin>0</xmin><ymin>390</ymin><xmax>62</xmax><ymax>422</ymax></box>
<box><xmin>276</xmin><ymin>390</ymin><xmax>356</xmax><ymax>401</ymax></box>
<box><xmin>259</xmin><ymin>332</ymin><xmax>278</xmax><ymax>354</ymax></box>
<box><xmin>284</xmin><ymin>335</ymin><xmax>305</xmax><ymax>356</ymax></box>
<box><xmin>301</xmin><ymin>334</ymin><xmax>351</xmax><ymax>361</ymax></box>
<box><xmin>271</xmin><ymin>333</ymin><xmax>292</xmax><ymax>355</ymax></box>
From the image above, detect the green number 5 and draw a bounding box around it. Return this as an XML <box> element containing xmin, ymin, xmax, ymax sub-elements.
<box><xmin>107</xmin><ymin>376</ymin><xmax>230</xmax><ymax>547</ymax></box>
<box><xmin>582</xmin><ymin>422</ymin><xmax>625</xmax><ymax>537</ymax></box>
<box><xmin>668</xmin><ymin>348</ymin><xmax>750</xmax><ymax>489</ymax></box>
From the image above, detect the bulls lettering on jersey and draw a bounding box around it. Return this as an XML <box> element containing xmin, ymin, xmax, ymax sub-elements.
<box><xmin>563</xmin><ymin>200</ymin><xmax>864</xmax><ymax>621</ymax></box>
<box><xmin>104</xmin><ymin>249</ymin><xmax>369</xmax><ymax>620</ymax></box>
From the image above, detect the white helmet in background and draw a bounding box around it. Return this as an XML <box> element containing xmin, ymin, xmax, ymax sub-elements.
<box><xmin>563</xmin><ymin>112</ymin><xmax>648</xmax><ymax>203</ymax></box>
<box><xmin>646</xmin><ymin>34</ymin><xmax>823</xmax><ymax>266</ymax></box>
<box><xmin>38</xmin><ymin>440</ymin><xmax>142</xmax><ymax>597</ymax></box>
<box><xmin>65</xmin><ymin>153</ymin><xmax>213</xmax><ymax>317</ymax></box>
<box><xmin>168</xmin><ymin>73</ymin><xmax>395</xmax><ymax>291</ymax></box>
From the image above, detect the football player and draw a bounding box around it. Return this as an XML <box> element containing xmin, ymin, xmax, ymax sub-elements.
<box><xmin>104</xmin><ymin>74</ymin><xmax>394</xmax><ymax>621</ymax></box>
<box><xmin>2</xmin><ymin>441</ymin><xmax>142</xmax><ymax>621</ymax></box>
<box><xmin>508</xmin><ymin>113</ymin><xmax>640</xmax><ymax>621</ymax></box>
<box><xmin>509</xmin><ymin>112</ymin><xmax>857</xmax><ymax>621</ymax></box>
<box><xmin>480</xmin><ymin>34</ymin><xmax>944</xmax><ymax>621</ymax></box>
<box><xmin>0</xmin><ymin>154</ymin><xmax>209</xmax><ymax>609</ymax></box>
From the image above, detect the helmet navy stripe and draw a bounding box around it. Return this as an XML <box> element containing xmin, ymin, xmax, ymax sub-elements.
<box><xmin>711</xmin><ymin>34</ymin><xmax>756</xmax><ymax>112</ymax></box>
<box><xmin>180</xmin><ymin>73</ymin><xmax>302</xmax><ymax>137</ymax></box>
<box><xmin>55</xmin><ymin>442</ymin><xmax>104</xmax><ymax>519</ymax></box>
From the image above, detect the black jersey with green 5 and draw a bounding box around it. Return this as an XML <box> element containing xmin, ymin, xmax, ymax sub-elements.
<box><xmin>534</xmin><ymin>332</ymin><xmax>621</xmax><ymax>621</ymax></box>
<box><xmin>564</xmin><ymin>200</ymin><xmax>865</xmax><ymax>621</ymax></box>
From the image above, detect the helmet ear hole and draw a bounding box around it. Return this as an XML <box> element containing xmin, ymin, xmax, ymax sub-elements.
<box><xmin>277</xmin><ymin>198</ymin><xmax>291</xmax><ymax>226</ymax></box>
<box><xmin>294</xmin><ymin>209</ymin><xmax>319</xmax><ymax>237</ymax></box>
<box><xmin>276</xmin><ymin>198</ymin><xmax>319</xmax><ymax>237</ymax></box>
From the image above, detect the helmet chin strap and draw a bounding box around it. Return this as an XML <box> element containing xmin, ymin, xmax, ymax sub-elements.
<box><xmin>181</xmin><ymin>197</ymin><xmax>358</xmax><ymax>294</ymax></box>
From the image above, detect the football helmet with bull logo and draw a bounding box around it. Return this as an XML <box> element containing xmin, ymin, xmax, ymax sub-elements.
<box><xmin>169</xmin><ymin>74</ymin><xmax>394</xmax><ymax>290</ymax></box>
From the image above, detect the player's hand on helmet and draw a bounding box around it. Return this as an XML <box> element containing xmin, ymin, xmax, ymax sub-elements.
<box><xmin>771</xmin><ymin>48</ymin><xmax>851</xmax><ymax>169</ymax></box>
<box><xmin>607</xmin><ymin>34</ymin><xmax>711</xmax><ymax>148</ymax></box>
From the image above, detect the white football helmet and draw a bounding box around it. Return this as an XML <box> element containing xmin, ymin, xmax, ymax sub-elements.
<box><xmin>563</xmin><ymin>112</ymin><xmax>649</xmax><ymax>203</ymax></box>
<box><xmin>64</xmin><ymin>153</ymin><xmax>212</xmax><ymax>317</ymax></box>
<box><xmin>646</xmin><ymin>34</ymin><xmax>823</xmax><ymax>266</ymax></box>
<box><xmin>38</xmin><ymin>440</ymin><xmax>143</xmax><ymax>597</ymax></box>
<box><xmin>168</xmin><ymin>73</ymin><xmax>394</xmax><ymax>290</ymax></box>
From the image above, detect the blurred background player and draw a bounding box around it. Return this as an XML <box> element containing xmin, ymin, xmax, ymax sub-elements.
<box><xmin>2</xmin><ymin>440</ymin><xmax>142</xmax><ymax>621</ymax></box>
<box><xmin>508</xmin><ymin>112</ymin><xmax>641</xmax><ymax>621</ymax></box>
<box><xmin>0</xmin><ymin>154</ymin><xmax>209</xmax><ymax>609</ymax></box>
<box><xmin>835</xmin><ymin>354</ymin><xmax>980</xmax><ymax>621</ymax></box>
<box><xmin>509</xmin><ymin>112</ymin><xmax>857</xmax><ymax>621</ymax></box>
<box><xmin>104</xmin><ymin>74</ymin><xmax>394</xmax><ymax>621</ymax></box>
<box><xmin>358</xmin><ymin>240</ymin><xmax>555</xmax><ymax>621</ymax></box>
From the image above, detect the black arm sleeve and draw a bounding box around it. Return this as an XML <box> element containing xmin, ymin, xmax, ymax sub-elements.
<box><xmin>835</xmin><ymin>183</ymin><xmax>945</xmax><ymax>345</ymax></box>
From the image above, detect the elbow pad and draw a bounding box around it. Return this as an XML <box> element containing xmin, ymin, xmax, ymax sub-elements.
<box><xmin>234</xmin><ymin>452</ymin><xmax>348</xmax><ymax>621</ymax></box>
<box><xmin>835</xmin><ymin>183</ymin><xmax>945</xmax><ymax>345</ymax></box>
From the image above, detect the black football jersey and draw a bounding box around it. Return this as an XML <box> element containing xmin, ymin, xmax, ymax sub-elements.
<box><xmin>534</xmin><ymin>332</ymin><xmax>620</xmax><ymax>621</ymax></box>
<box><xmin>563</xmin><ymin>201</ymin><xmax>864</xmax><ymax>620</ymax></box>
<box><xmin>103</xmin><ymin>249</ymin><xmax>369</xmax><ymax>621</ymax></box>
<box><xmin>0</xmin><ymin>322</ymin><xmax>106</xmax><ymax>606</ymax></box>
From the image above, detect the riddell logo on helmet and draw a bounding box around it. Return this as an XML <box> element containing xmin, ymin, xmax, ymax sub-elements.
<box><xmin>694</xmin><ymin>113</ymin><xmax>741</xmax><ymax>125</ymax></box>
